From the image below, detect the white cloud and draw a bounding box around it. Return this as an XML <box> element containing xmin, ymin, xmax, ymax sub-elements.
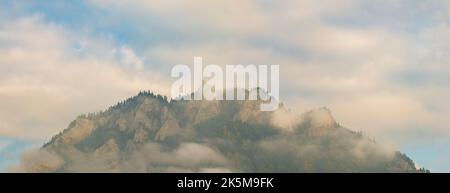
<box><xmin>331</xmin><ymin>92</ymin><xmax>431</xmax><ymax>137</ymax></box>
<box><xmin>113</xmin><ymin>46</ymin><xmax>144</xmax><ymax>71</ymax></box>
<box><xmin>0</xmin><ymin>15</ymin><xmax>171</xmax><ymax>140</ymax></box>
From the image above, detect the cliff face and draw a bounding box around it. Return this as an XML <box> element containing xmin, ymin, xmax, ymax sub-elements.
<box><xmin>20</xmin><ymin>91</ymin><xmax>423</xmax><ymax>172</ymax></box>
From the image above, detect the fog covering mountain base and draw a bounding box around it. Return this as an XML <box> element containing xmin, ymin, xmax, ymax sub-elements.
<box><xmin>15</xmin><ymin>90</ymin><xmax>426</xmax><ymax>172</ymax></box>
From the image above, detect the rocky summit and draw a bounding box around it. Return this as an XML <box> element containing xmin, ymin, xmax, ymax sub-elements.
<box><xmin>18</xmin><ymin>91</ymin><xmax>426</xmax><ymax>172</ymax></box>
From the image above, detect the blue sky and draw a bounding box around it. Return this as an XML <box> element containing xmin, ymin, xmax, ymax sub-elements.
<box><xmin>0</xmin><ymin>136</ymin><xmax>39</xmax><ymax>171</ymax></box>
<box><xmin>0</xmin><ymin>0</ymin><xmax>450</xmax><ymax>171</ymax></box>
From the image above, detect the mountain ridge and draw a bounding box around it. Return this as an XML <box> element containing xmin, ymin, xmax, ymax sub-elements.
<box><xmin>19</xmin><ymin>90</ymin><xmax>428</xmax><ymax>173</ymax></box>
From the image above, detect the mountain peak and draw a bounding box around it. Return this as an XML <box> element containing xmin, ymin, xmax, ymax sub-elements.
<box><xmin>24</xmin><ymin>91</ymin><xmax>423</xmax><ymax>173</ymax></box>
<box><xmin>301</xmin><ymin>107</ymin><xmax>338</xmax><ymax>131</ymax></box>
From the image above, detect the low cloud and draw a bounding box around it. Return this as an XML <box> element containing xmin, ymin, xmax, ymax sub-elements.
<box><xmin>270</xmin><ymin>108</ymin><xmax>300</xmax><ymax>132</ymax></box>
<box><xmin>12</xmin><ymin>149</ymin><xmax>64</xmax><ymax>173</ymax></box>
<box><xmin>122</xmin><ymin>142</ymin><xmax>231</xmax><ymax>172</ymax></box>
<box><xmin>15</xmin><ymin>142</ymin><xmax>233</xmax><ymax>172</ymax></box>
